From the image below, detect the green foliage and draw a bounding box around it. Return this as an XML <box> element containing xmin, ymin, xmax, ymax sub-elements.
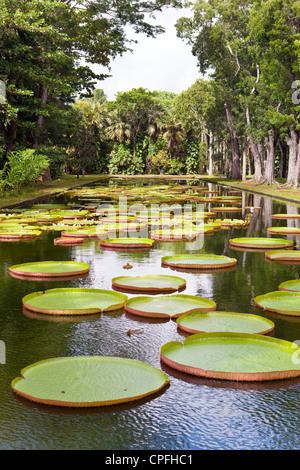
<box><xmin>185</xmin><ymin>140</ymin><xmax>207</xmax><ymax>174</ymax></box>
<box><xmin>0</xmin><ymin>148</ymin><xmax>49</xmax><ymax>193</ymax></box>
<box><xmin>36</xmin><ymin>145</ymin><xmax>68</xmax><ymax>179</ymax></box>
<box><xmin>108</xmin><ymin>143</ymin><xmax>145</xmax><ymax>175</ymax></box>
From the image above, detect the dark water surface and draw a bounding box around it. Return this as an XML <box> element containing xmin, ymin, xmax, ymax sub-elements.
<box><xmin>1</xmin><ymin>179</ymin><xmax>300</xmax><ymax>450</ymax></box>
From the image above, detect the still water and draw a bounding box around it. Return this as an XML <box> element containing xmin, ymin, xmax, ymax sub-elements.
<box><xmin>1</xmin><ymin>179</ymin><xmax>300</xmax><ymax>450</ymax></box>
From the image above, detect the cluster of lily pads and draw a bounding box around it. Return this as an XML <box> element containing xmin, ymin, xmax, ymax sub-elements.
<box><xmin>7</xmin><ymin>182</ymin><xmax>300</xmax><ymax>407</ymax></box>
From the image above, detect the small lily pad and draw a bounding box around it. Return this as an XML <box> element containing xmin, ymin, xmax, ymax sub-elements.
<box><xmin>254</xmin><ymin>290</ymin><xmax>300</xmax><ymax>316</ymax></box>
<box><xmin>124</xmin><ymin>294</ymin><xmax>216</xmax><ymax>319</ymax></box>
<box><xmin>9</xmin><ymin>261</ymin><xmax>89</xmax><ymax>278</ymax></box>
<box><xmin>177</xmin><ymin>311</ymin><xmax>274</xmax><ymax>335</ymax></box>
<box><xmin>230</xmin><ymin>237</ymin><xmax>293</xmax><ymax>250</ymax></box>
<box><xmin>22</xmin><ymin>288</ymin><xmax>128</xmax><ymax>315</ymax></box>
<box><xmin>112</xmin><ymin>274</ymin><xmax>186</xmax><ymax>293</ymax></box>
<box><xmin>100</xmin><ymin>238</ymin><xmax>154</xmax><ymax>250</ymax></box>
<box><xmin>161</xmin><ymin>254</ymin><xmax>237</xmax><ymax>270</ymax></box>
<box><xmin>278</xmin><ymin>280</ymin><xmax>300</xmax><ymax>292</ymax></box>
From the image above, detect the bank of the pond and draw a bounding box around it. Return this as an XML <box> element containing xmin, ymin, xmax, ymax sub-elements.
<box><xmin>0</xmin><ymin>174</ymin><xmax>110</xmax><ymax>209</ymax></box>
<box><xmin>1</xmin><ymin>172</ymin><xmax>300</xmax><ymax>209</ymax></box>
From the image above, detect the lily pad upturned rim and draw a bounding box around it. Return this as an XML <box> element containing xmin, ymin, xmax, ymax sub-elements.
<box><xmin>229</xmin><ymin>237</ymin><xmax>293</xmax><ymax>249</ymax></box>
<box><xmin>176</xmin><ymin>310</ymin><xmax>275</xmax><ymax>336</ymax></box>
<box><xmin>112</xmin><ymin>274</ymin><xmax>186</xmax><ymax>293</ymax></box>
<box><xmin>124</xmin><ymin>294</ymin><xmax>216</xmax><ymax>319</ymax></box>
<box><xmin>11</xmin><ymin>356</ymin><xmax>170</xmax><ymax>407</ymax></box>
<box><xmin>9</xmin><ymin>261</ymin><xmax>90</xmax><ymax>278</ymax></box>
<box><xmin>265</xmin><ymin>250</ymin><xmax>300</xmax><ymax>262</ymax></box>
<box><xmin>254</xmin><ymin>290</ymin><xmax>300</xmax><ymax>316</ymax></box>
<box><xmin>22</xmin><ymin>288</ymin><xmax>128</xmax><ymax>315</ymax></box>
<box><xmin>100</xmin><ymin>238</ymin><xmax>154</xmax><ymax>249</ymax></box>
<box><xmin>160</xmin><ymin>332</ymin><xmax>300</xmax><ymax>382</ymax></box>
<box><xmin>278</xmin><ymin>280</ymin><xmax>300</xmax><ymax>292</ymax></box>
<box><xmin>161</xmin><ymin>254</ymin><xmax>237</xmax><ymax>270</ymax></box>
<box><xmin>267</xmin><ymin>227</ymin><xmax>300</xmax><ymax>235</ymax></box>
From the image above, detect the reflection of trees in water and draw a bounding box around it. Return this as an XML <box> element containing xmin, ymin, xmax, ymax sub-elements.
<box><xmin>246</xmin><ymin>195</ymin><xmax>264</xmax><ymax>236</ymax></box>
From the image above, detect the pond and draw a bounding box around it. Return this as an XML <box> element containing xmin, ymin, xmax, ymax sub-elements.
<box><xmin>1</xmin><ymin>177</ymin><xmax>300</xmax><ymax>450</ymax></box>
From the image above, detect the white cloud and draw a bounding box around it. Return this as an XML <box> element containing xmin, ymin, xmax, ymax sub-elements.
<box><xmin>92</xmin><ymin>7</ymin><xmax>200</xmax><ymax>100</ymax></box>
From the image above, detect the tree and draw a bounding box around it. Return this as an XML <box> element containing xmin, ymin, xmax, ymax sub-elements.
<box><xmin>0</xmin><ymin>0</ymin><xmax>184</xmax><ymax>155</ymax></box>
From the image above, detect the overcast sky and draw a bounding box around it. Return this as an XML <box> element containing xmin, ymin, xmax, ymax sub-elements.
<box><xmin>92</xmin><ymin>7</ymin><xmax>201</xmax><ymax>101</ymax></box>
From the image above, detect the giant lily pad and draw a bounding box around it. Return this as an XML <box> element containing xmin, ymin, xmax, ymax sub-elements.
<box><xmin>254</xmin><ymin>290</ymin><xmax>300</xmax><ymax>316</ymax></box>
<box><xmin>265</xmin><ymin>250</ymin><xmax>300</xmax><ymax>263</ymax></box>
<box><xmin>112</xmin><ymin>274</ymin><xmax>186</xmax><ymax>294</ymax></box>
<box><xmin>124</xmin><ymin>294</ymin><xmax>216</xmax><ymax>319</ymax></box>
<box><xmin>278</xmin><ymin>280</ymin><xmax>300</xmax><ymax>292</ymax></box>
<box><xmin>161</xmin><ymin>254</ymin><xmax>237</xmax><ymax>270</ymax></box>
<box><xmin>160</xmin><ymin>332</ymin><xmax>300</xmax><ymax>381</ymax></box>
<box><xmin>267</xmin><ymin>226</ymin><xmax>300</xmax><ymax>235</ymax></box>
<box><xmin>11</xmin><ymin>356</ymin><xmax>169</xmax><ymax>407</ymax></box>
<box><xmin>176</xmin><ymin>311</ymin><xmax>274</xmax><ymax>335</ymax></box>
<box><xmin>229</xmin><ymin>237</ymin><xmax>293</xmax><ymax>250</ymax></box>
<box><xmin>272</xmin><ymin>214</ymin><xmax>300</xmax><ymax>219</ymax></box>
<box><xmin>22</xmin><ymin>288</ymin><xmax>127</xmax><ymax>315</ymax></box>
<box><xmin>9</xmin><ymin>261</ymin><xmax>89</xmax><ymax>278</ymax></box>
<box><xmin>100</xmin><ymin>238</ymin><xmax>154</xmax><ymax>250</ymax></box>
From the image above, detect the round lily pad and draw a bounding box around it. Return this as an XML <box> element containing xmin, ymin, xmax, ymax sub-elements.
<box><xmin>161</xmin><ymin>254</ymin><xmax>237</xmax><ymax>270</ymax></box>
<box><xmin>211</xmin><ymin>207</ymin><xmax>241</xmax><ymax>212</ymax></box>
<box><xmin>9</xmin><ymin>261</ymin><xmax>90</xmax><ymax>278</ymax></box>
<box><xmin>160</xmin><ymin>332</ymin><xmax>300</xmax><ymax>381</ymax></box>
<box><xmin>100</xmin><ymin>238</ymin><xmax>154</xmax><ymax>250</ymax></box>
<box><xmin>254</xmin><ymin>291</ymin><xmax>300</xmax><ymax>316</ymax></box>
<box><xmin>22</xmin><ymin>288</ymin><xmax>128</xmax><ymax>315</ymax></box>
<box><xmin>278</xmin><ymin>280</ymin><xmax>300</xmax><ymax>292</ymax></box>
<box><xmin>11</xmin><ymin>356</ymin><xmax>169</xmax><ymax>407</ymax></box>
<box><xmin>0</xmin><ymin>229</ymin><xmax>42</xmax><ymax>240</ymax></box>
<box><xmin>54</xmin><ymin>237</ymin><xmax>84</xmax><ymax>246</ymax></box>
<box><xmin>265</xmin><ymin>250</ymin><xmax>300</xmax><ymax>263</ymax></box>
<box><xmin>229</xmin><ymin>237</ymin><xmax>293</xmax><ymax>250</ymax></box>
<box><xmin>267</xmin><ymin>227</ymin><xmax>300</xmax><ymax>235</ymax></box>
<box><xmin>112</xmin><ymin>274</ymin><xmax>186</xmax><ymax>293</ymax></box>
<box><xmin>22</xmin><ymin>288</ymin><xmax>127</xmax><ymax>315</ymax></box>
<box><xmin>124</xmin><ymin>294</ymin><xmax>216</xmax><ymax>319</ymax></box>
<box><xmin>176</xmin><ymin>311</ymin><xmax>274</xmax><ymax>335</ymax></box>
<box><xmin>272</xmin><ymin>214</ymin><xmax>300</xmax><ymax>219</ymax></box>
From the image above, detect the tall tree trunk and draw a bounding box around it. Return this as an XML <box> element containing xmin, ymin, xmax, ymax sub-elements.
<box><xmin>225</xmin><ymin>103</ymin><xmax>241</xmax><ymax>179</ymax></box>
<box><xmin>264</xmin><ymin>128</ymin><xmax>276</xmax><ymax>185</ymax></box>
<box><xmin>286</xmin><ymin>125</ymin><xmax>299</xmax><ymax>185</ymax></box>
<box><xmin>207</xmin><ymin>131</ymin><xmax>213</xmax><ymax>176</ymax></box>
<box><xmin>277</xmin><ymin>140</ymin><xmax>287</xmax><ymax>178</ymax></box>
<box><xmin>5</xmin><ymin>120</ymin><xmax>18</xmax><ymax>153</ymax></box>
<box><xmin>33</xmin><ymin>84</ymin><xmax>49</xmax><ymax>147</ymax></box>
<box><xmin>246</xmin><ymin>107</ymin><xmax>264</xmax><ymax>182</ymax></box>
<box><xmin>242</xmin><ymin>135</ymin><xmax>248</xmax><ymax>181</ymax></box>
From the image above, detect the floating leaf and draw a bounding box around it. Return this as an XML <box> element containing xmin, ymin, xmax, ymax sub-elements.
<box><xmin>230</xmin><ymin>237</ymin><xmax>293</xmax><ymax>249</ymax></box>
<box><xmin>161</xmin><ymin>254</ymin><xmax>237</xmax><ymax>270</ymax></box>
<box><xmin>11</xmin><ymin>356</ymin><xmax>169</xmax><ymax>407</ymax></box>
<box><xmin>160</xmin><ymin>332</ymin><xmax>300</xmax><ymax>381</ymax></box>
<box><xmin>254</xmin><ymin>290</ymin><xmax>300</xmax><ymax>316</ymax></box>
<box><xmin>23</xmin><ymin>288</ymin><xmax>127</xmax><ymax>315</ymax></box>
<box><xmin>9</xmin><ymin>261</ymin><xmax>89</xmax><ymax>278</ymax></box>
<box><xmin>112</xmin><ymin>274</ymin><xmax>186</xmax><ymax>293</ymax></box>
<box><xmin>177</xmin><ymin>311</ymin><xmax>274</xmax><ymax>335</ymax></box>
<box><xmin>124</xmin><ymin>294</ymin><xmax>216</xmax><ymax>319</ymax></box>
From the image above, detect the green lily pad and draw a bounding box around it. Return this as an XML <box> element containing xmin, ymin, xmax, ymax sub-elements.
<box><xmin>278</xmin><ymin>280</ymin><xmax>300</xmax><ymax>292</ymax></box>
<box><xmin>272</xmin><ymin>214</ymin><xmax>300</xmax><ymax>219</ymax></box>
<box><xmin>161</xmin><ymin>254</ymin><xmax>237</xmax><ymax>270</ymax></box>
<box><xmin>100</xmin><ymin>238</ymin><xmax>154</xmax><ymax>249</ymax></box>
<box><xmin>211</xmin><ymin>207</ymin><xmax>241</xmax><ymax>212</ymax></box>
<box><xmin>230</xmin><ymin>237</ymin><xmax>293</xmax><ymax>249</ymax></box>
<box><xmin>160</xmin><ymin>332</ymin><xmax>300</xmax><ymax>381</ymax></box>
<box><xmin>267</xmin><ymin>227</ymin><xmax>300</xmax><ymax>235</ymax></box>
<box><xmin>177</xmin><ymin>311</ymin><xmax>274</xmax><ymax>335</ymax></box>
<box><xmin>112</xmin><ymin>274</ymin><xmax>186</xmax><ymax>293</ymax></box>
<box><xmin>254</xmin><ymin>290</ymin><xmax>300</xmax><ymax>316</ymax></box>
<box><xmin>9</xmin><ymin>261</ymin><xmax>90</xmax><ymax>278</ymax></box>
<box><xmin>23</xmin><ymin>288</ymin><xmax>128</xmax><ymax>315</ymax></box>
<box><xmin>265</xmin><ymin>250</ymin><xmax>300</xmax><ymax>262</ymax></box>
<box><xmin>124</xmin><ymin>294</ymin><xmax>216</xmax><ymax>319</ymax></box>
<box><xmin>11</xmin><ymin>356</ymin><xmax>169</xmax><ymax>407</ymax></box>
